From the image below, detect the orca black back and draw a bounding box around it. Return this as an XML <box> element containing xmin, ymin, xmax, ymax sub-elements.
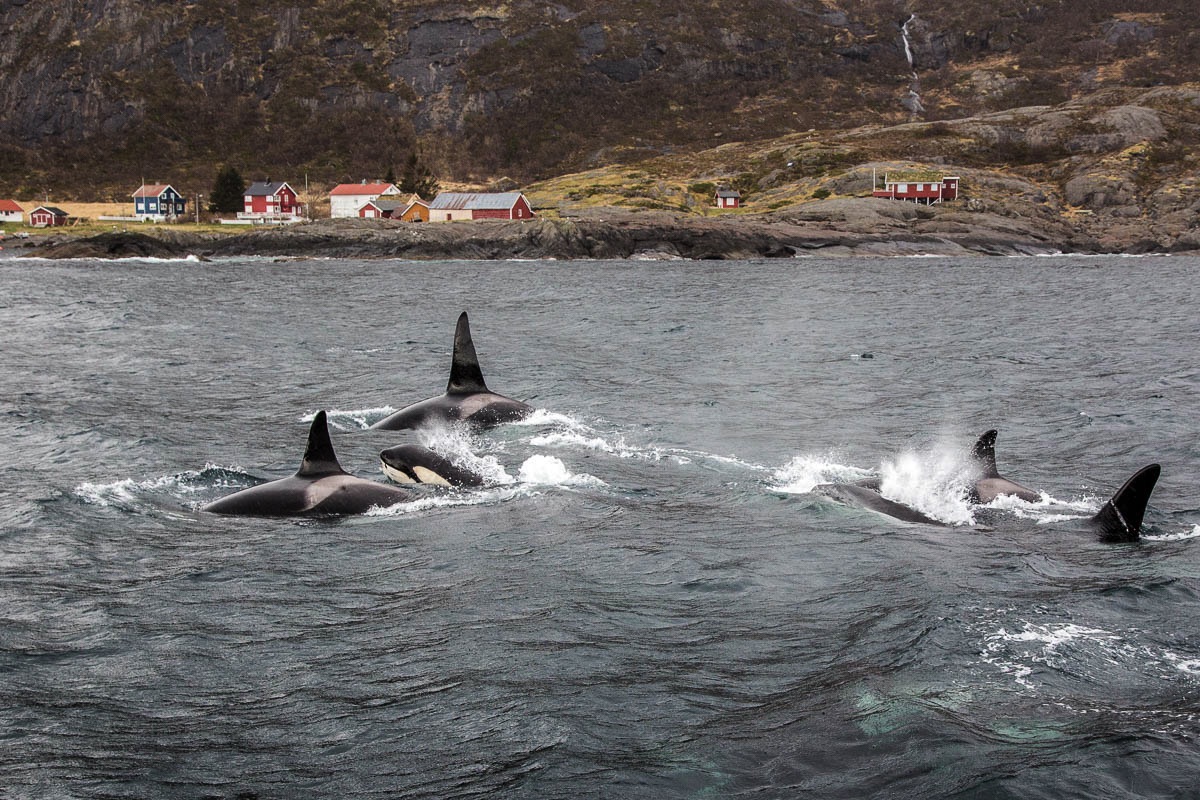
<box><xmin>1090</xmin><ymin>464</ymin><xmax>1161</xmax><ymax>543</ymax></box>
<box><xmin>298</xmin><ymin>410</ymin><xmax>345</xmax><ymax>477</ymax></box>
<box><xmin>447</xmin><ymin>311</ymin><xmax>489</xmax><ymax>395</ymax></box>
<box><xmin>972</xmin><ymin>429</ymin><xmax>1001</xmax><ymax>478</ymax></box>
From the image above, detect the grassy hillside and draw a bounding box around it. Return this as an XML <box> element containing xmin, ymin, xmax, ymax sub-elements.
<box><xmin>1</xmin><ymin>0</ymin><xmax>1198</xmax><ymax>203</ymax></box>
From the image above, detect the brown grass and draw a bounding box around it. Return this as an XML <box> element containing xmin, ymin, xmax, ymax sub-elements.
<box><xmin>16</xmin><ymin>200</ymin><xmax>130</xmax><ymax>221</ymax></box>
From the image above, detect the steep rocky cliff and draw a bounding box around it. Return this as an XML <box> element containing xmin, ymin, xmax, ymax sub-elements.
<box><xmin>1</xmin><ymin>0</ymin><xmax>1198</xmax><ymax>197</ymax></box>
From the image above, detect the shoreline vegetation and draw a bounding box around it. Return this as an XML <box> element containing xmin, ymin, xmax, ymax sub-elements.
<box><xmin>7</xmin><ymin>83</ymin><xmax>1200</xmax><ymax>261</ymax></box>
<box><xmin>6</xmin><ymin>199</ymin><xmax>1198</xmax><ymax>261</ymax></box>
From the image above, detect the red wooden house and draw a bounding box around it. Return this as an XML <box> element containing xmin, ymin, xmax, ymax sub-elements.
<box><xmin>872</xmin><ymin>174</ymin><xmax>960</xmax><ymax>204</ymax></box>
<box><xmin>29</xmin><ymin>206</ymin><xmax>69</xmax><ymax>227</ymax></box>
<box><xmin>242</xmin><ymin>180</ymin><xmax>303</xmax><ymax>220</ymax></box>
<box><xmin>428</xmin><ymin>192</ymin><xmax>534</xmax><ymax>221</ymax></box>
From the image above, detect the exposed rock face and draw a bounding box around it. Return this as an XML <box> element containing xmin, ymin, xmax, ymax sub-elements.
<box><xmin>3</xmin><ymin>0</ymin><xmax>1198</xmax><ymax>187</ymax></box>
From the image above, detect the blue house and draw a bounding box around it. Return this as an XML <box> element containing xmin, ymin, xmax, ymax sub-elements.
<box><xmin>133</xmin><ymin>183</ymin><xmax>187</xmax><ymax>221</ymax></box>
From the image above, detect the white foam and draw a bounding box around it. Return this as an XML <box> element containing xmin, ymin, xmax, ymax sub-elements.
<box><xmin>1145</xmin><ymin>525</ymin><xmax>1200</xmax><ymax>542</ymax></box>
<box><xmin>513</xmin><ymin>408</ymin><xmax>579</xmax><ymax>428</ymax></box>
<box><xmin>771</xmin><ymin>454</ymin><xmax>873</xmax><ymax>494</ymax></box>
<box><xmin>993</xmin><ymin>623</ymin><xmax>1117</xmax><ymax>648</ymax></box>
<box><xmin>518</xmin><ymin>454</ymin><xmax>605</xmax><ymax>487</ymax></box>
<box><xmin>12</xmin><ymin>255</ymin><xmax>209</xmax><ymax>264</ymax></box>
<box><xmin>74</xmin><ymin>478</ymin><xmax>143</xmax><ymax>508</ymax></box>
<box><xmin>74</xmin><ymin>464</ymin><xmax>250</xmax><ymax>508</ymax></box>
<box><xmin>363</xmin><ymin>485</ymin><xmax>528</xmax><ymax>516</ymax></box>
<box><xmin>980</xmin><ymin>622</ymin><xmax>1120</xmax><ymax>689</ymax></box>
<box><xmin>302</xmin><ymin>407</ymin><xmax>394</xmax><ymax>430</ymax></box>
<box><xmin>1164</xmin><ymin>652</ymin><xmax>1200</xmax><ymax>674</ymax></box>
<box><xmin>526</xmin><ymin>417</ymin><xmax>658</xmax><ymax>462</ymax></box>
<box><xmin>988</xmin><ymin>493</ymin><xmax>1100</xmax><ymax>525</ymax></box>
<box><xmin>531</xmin><ymin>430</ymin><xmax>615</xmax><ymax>452</ymax></box>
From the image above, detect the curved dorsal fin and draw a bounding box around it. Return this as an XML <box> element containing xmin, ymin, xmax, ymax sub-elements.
<box><xmin>297</xmin><ymin>410</ymin><xmax>346</xmax><ymax>477</ymax></box>
<box><xmin>1091</xmin><ymin>464</ymin><xmax>1160</xmax><ymax>543</ymax></box>
<box><xmin>972</xmin><ymin>429</ymin><xmax>1001</xmax><ymax>478</ymax></box>
<box><xmin>446</xmin><ymin>311</ymin><xmax>489</xmax><ymax>395</ymax></box>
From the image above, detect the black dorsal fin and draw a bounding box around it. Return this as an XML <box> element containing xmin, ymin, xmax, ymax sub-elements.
<box><xmin>446</xmin><ymin>311</ymin><xmax>489</xmax><ymax>395</ymax></box>
<box><xmin>297</xmin><ymin>411</ymin><xmax>346</xmax><ymax>477</ymax></box>
<box><xmin>972</xmin><ymin>429</ymin><xmax>1001</xmax><ymax>478</ymax></box>
<box><xmin>1090</xmin><ymin>464</ymin><xmax>1161</xmax><ymax>543</ymax></box>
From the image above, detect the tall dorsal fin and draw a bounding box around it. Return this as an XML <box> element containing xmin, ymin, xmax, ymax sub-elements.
<box><xmin>446</xmin><ymin>311</ymin><xmax>489</xmax><ymax>395</ymax></box>
<box><xmin>297</xmin><ymin>410</ymin><xmax>346</xmax><ymax>477</ymax></box>
<box><xmin>972</xmin><ymin>429</ymin><xmax>1001</xmax><ymax>478</ymax></box>
<box><xmin>1091</xmin><ymin>464</ymin><xmax>1160</xmax><ymax>543</ymax></box>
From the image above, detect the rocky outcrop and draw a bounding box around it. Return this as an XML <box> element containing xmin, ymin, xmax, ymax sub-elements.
<box><xmin>18</xmin><ymin>200</ymin><xmax>1135</xmax><ymax>262</ymax></box>
<box><xmin>29</xmin><ymin>231</ymin><xmax>192</xmax><ymax>259</ymax></box>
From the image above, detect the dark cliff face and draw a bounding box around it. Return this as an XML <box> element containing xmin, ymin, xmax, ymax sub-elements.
<box><xmin>1</xmin><ymin>0</ymin><xmax>1198</xmax><ymax>194</ymax></box>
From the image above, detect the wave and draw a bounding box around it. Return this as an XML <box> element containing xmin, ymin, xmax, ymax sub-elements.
<box><xmin>1144</xmin><ymin>525</ymin><xmax>1200</xmax><ymax>542</ymax></box>
<box><xmin>305</xmin><ymin>407</ymin><xmax>396</xmax><ymax>430</ymax></box>
<box><xmin>74</xmin><ymin>464</ymin><xmax>256</xmax><ymax>511</ymax></box>
<box><xmin>979</xmin><ymin>618</ymin><xmax>1200</xmax><ymax>691</ymax></box>
<box><xmin>771</xmin><ymin>453</ymin><xmax>875</xmax><ymax>494</ymax></box>
<box><xmin>14</xmin><ymin>254</ymin><xmax>209</xmax><ymax>264</ymax></box>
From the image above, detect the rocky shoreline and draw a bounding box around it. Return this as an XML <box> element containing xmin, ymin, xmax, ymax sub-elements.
<box><xmin>12</xmin><ymin>198</ymin><xmax>1200</xmax><ymax>261</ymax></box>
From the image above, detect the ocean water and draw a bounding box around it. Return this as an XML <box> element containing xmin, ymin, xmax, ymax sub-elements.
<box><xmin>2</xmin><ymin>252</ymin><xmax>1199</xmax><ymax>799</ymax></box>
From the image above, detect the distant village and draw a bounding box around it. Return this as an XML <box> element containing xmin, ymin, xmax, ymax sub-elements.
<box><xmin>0</xmin><ymin>173</ymin><xmax>961</xmax><ymax>229</ymax></box>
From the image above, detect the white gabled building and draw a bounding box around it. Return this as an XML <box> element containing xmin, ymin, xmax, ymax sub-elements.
<box><xmin>0</xmin><ymin>199</ymin><xmax>23</xmax><ymax>224</ymax></box>
<box><xmin>329</xmin><ymin>181</ymin><xmax>401</xmax><ymax>218</ymax></box>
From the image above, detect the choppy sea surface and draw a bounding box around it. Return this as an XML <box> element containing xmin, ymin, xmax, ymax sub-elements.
<box><xmin>2</xmin><ymin>252</ymin><xmax>1199</xmax><ymax>799</ymax></box>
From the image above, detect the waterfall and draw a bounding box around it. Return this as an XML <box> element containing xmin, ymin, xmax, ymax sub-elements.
<box><xmin>900</xmin><ymin>14</ymin><xmax>925</xmax><ymax>115</ymax></box>
<box><xmin>902</xmin><ymin>14</ymin><xmax>916</xmax><ymax>69</ymax></box>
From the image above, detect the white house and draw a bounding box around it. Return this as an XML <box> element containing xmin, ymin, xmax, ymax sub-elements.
<box><xmin>0</xmin><ymin>199</ymin><xmax>23</xmax><ymax>224</ymax></box>
<box><xmin>329</xmin><ymin>181</ymin><xmax>401</xmax><ymax>218</ymax></box>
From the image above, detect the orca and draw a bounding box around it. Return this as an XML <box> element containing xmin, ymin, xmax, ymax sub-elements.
<box><xmin>371</xmin><ymin>312</ymin><xmax>533</xmax><ymax>431</ymax></box>
<box><xmin>379</xmin><ymin>443</ymin><xmax>486</xmax><ymax>488</ymax></box>
<box><xmin>969</xmin><ymin>429</ymin><xmax>1041</xmax><ymax>504</ymax></box>
<box><xmin>814</xmin><ymin>463</ymin><xmax>1161</xmax><ymax>540</ymax></box>
<box><xmin>203</xmin><ymin>411</ymin><xmax>416</xmax><ymax>516</ymax></box>
<box><xmin>812</xmin><ymin>482</ymin><xmax>949</xmax><ymax>526</ymax></box>
<box><xmin>1088</xmin><ymin>464</ymin><xmax>1160</xmax><ymax>543</ymax></box>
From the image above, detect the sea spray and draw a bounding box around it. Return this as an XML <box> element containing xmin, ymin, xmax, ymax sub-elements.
<box><xmin>518</xmin><ymin>454</ymin><xmax>605</xmax><ymax>488</ymax></box>
<box><xmin>771</xmin><ymin>453</ymin><xmax>875</xmax><ymax>494</ymax></box>
<box><xmin>878</xmin><ymin>444</ymin><xmax>975</xmax><ymax>525</ymax></box>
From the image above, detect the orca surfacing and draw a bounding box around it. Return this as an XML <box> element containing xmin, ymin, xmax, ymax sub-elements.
<box><xmin>371</xmin><ymin>312</ymin><xmax>533</xmax><ymax>431</ymax></box>
<box><xmin>203</xmin><ymin>411</ymin><xmax>416</xmax><ymax>516</ymax></box>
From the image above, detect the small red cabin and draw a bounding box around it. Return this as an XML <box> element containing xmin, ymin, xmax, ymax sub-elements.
<box><xmin>716</xmin><ymin>188</ymin><xmax>741</xmax><ymax>208</ymax></box>
<box><xmin>873</xmin><ymin>175</ymin><xmax>959</xmax><ymax>204</ymax></box>
<box><xmin>29</xmin><ymin>206</ymin><xmax>69</xmax><ymax>227</ymax></box>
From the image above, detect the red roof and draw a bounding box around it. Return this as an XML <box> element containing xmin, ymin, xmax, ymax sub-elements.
<box><xmin>0</xmin><ymin>199</ymin><xmax>23</xmax><ymax>212</ymax></box>
<box><xmin>330</xmin><ymin>182</ymin><xmax>398</xmax><ymax>196</ymax></box>
<box><xmin>132</xmin><ymin>184</ymin><xmax>175</xmax><ymax>198</ymax></box>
